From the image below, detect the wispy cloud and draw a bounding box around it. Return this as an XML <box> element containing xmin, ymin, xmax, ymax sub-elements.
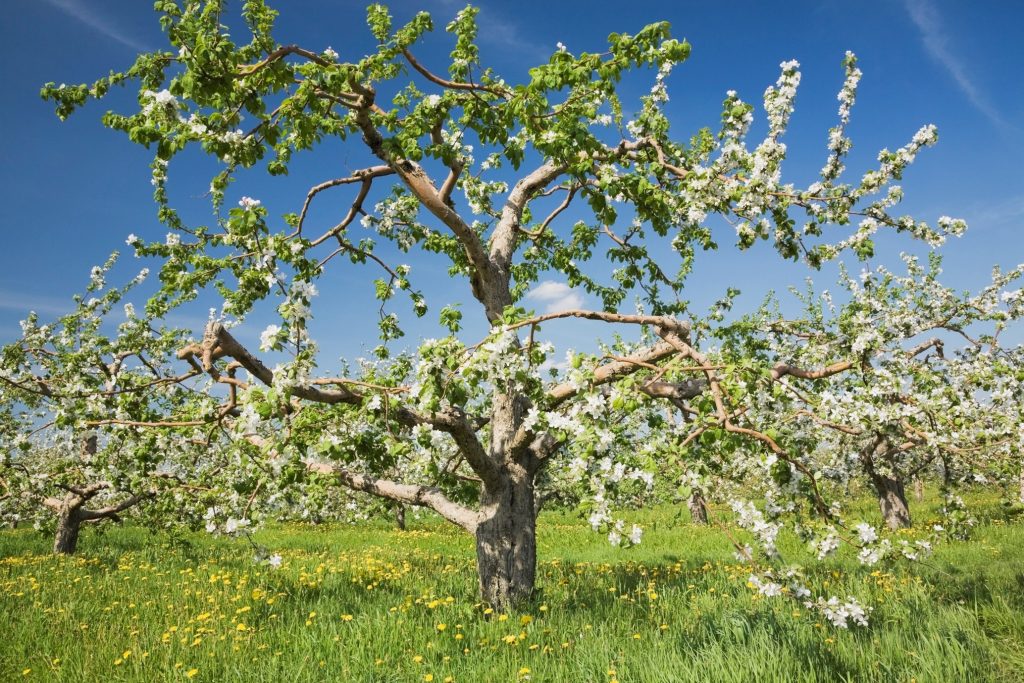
<box><xmin>473</xmin><ymin>7</ymin><xmax>549</xmax><ymax>62</ymax></box>
<box><xmin>963</xmin><ymin>193</ymin><xmax>1024</xmax><ymax>230</ymax></box>
<box><xmin>527</xmin><ymin>280</ymin><xmax>584</xmax><ymax>313</ymax></box>
<box><xmin>42</xmin><ymin>0</ymin><xmax>151</xmax><ymax>53</ymax></box>
<box><xmin>904</xmin><ymin>0</ymin><xmax>1010</xmax><ymax>130</ymax></box>
<box><xmin>0</xmin><ymin>291</ymin><xmax>72</xmax><ymax>317</ymax></box>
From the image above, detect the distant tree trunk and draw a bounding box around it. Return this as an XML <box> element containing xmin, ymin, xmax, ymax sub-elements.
<box><xmin>533</xmin><ymin>491</ymin><xmax>557</xmax><ymax>518</ymax></box>
<box><xmin>688</xmin><ymin>489</ymin><xmax>709</xmax><ymax>525</ymax></box>
<box><xmin>475</xmin><ymin>473</ymin><xmax>536</xmax><ymax>610</ymax></box>
<box><xmin>53</xmin><ymin>505</ymin><xmax>83</xmax><ymax>555</ymax></box>
<box><xmin>871</xmin><ymin>473</ymin><xmax>912</xmax><ymax>529</ymax></box>
<box><xmin>913</xmin><ymin>478</ymin><xmax>924</xmax><ymax>503</ymax></box>
<box><xmin>1019</xmin><ymin>464</ymin><xmax>1024</xmax><ymax>504</ymax></box>
<box><xmin>394</xmin><ymin>503</ymin><xmax>406</xmax><ymax>531</ymax></box>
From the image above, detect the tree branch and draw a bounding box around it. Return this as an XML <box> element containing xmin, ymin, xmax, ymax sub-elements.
<box><xmin>490</xmin><ymin>161</ymin><xmax>566</xmax><ymax>270</ymax></box>
<box><xmin>770</xmin><ymin>360</ymin><xmax>854</xmax><ymax>381</ymax></box>
<box><xmin>187</xmin><ymin>323</ymin><xmax>503</xmax><ymax>490</ymax></box>
<box><xmin>239</xmin><ymin>45</ymin><xmax>329</xmax><ymax>76</ymax></box>
<box><xmin>401</xmin><ymin>48</ymin><xmax>508</xmax><ymax>96</ymax></box>
<box><xmin>79</xmin><ymin>492</ymin><xmax>154</xmax><ymax>521</ymax></box>
<box><xmin>305</xmin><ymin>461</ymin><xmax>480</xmax><ymax>533</ymax></box>
<box><xmin>297</xmin><ymin>165</ymin><xmax>394</xmax><ymax>238</ymax></box>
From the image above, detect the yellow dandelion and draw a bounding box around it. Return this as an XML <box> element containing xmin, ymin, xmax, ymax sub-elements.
<box><xmin>236</xmin><ymin>623</ymin><xmax>247</xmax><ymax>631</ymax></box>
<box><xmin>186</xmin><ymin>668</ymin><xmax>199</xmax><ymax>678</ymax></box>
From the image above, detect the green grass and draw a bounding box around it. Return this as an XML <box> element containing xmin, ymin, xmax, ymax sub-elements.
<box><xmin>1</xmin><ymin>491</ymin><xmax>1023</xmax><ymax>682</ymax></box>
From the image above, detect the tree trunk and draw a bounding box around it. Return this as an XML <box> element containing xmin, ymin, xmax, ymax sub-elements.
<box><xmin>913</xmin><ymin>478</ymin><xmax>924</xmax><ymax>503</ymax></box>
<box><xmin>1019</xmin><ymin>463</ymin><xmax>1024</xmax><ymax>504</ymax></box>
<box><xmin>394</xmin><ymin>503</ymin><xmax>406</xmax><ymax>531</ymax></box>
<box><xmin>53</xmin><ymin>507</ymin><xmax>83</xmax><ymax>554</ymax></box>
<box><xmin>871</xmin><ymin>474</ymin><xmax>911</xmax><ymax>529</ymax></box>
<box><xmin>688</xmin><ymin>489</ymin><xmax>709</xmax><ymax>525</ymax></box>
<box><xmin>475</xmin><ymin>475</ymin><xmax>537</xmax><ymax>609</ymax></box>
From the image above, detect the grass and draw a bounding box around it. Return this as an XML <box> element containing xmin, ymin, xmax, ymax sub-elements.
<box><xmin>1</xmin><ymin>490</ymin><xmax>1023</xmax><ymax>682</ymax></box>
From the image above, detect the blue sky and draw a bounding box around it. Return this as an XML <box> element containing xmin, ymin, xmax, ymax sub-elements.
<box><xmin>1</xmin><ymin>0</ymin><xmax>1022</xmax><ymax>363</ymax></box>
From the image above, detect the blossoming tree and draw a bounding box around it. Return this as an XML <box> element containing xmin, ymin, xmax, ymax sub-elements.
<box><xmin>40</xmin><ymin>1</ymin><xmax>982</xmax><ymax>609</ymax></box>
<box><xmin>0</xmin><ymin>259</ymin><xmax>216</xmax><ymax>553</ymax></box>
<box><xmin>744</xmin><ymin>255</ymin><xmax>1024</xmax><ymax>531</ymax></box>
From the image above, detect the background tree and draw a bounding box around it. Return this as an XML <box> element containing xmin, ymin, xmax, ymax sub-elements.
<box><xmin>0</xmin><ymin>258</ymin><xmax>218</xmax><ymax>553</ymax></box>
<box><xmin>731</xmin><ymin>254</ymin><xmax>1024</xmax><ymax>537</ymax></box>
<box><xmin>40</xmin><ymin>1</ymin><xmax>974</xmax><ymax>608</ymax></box>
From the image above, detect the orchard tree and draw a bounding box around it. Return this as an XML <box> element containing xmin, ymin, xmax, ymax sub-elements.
<box><xmin>770</xmin><ymin>255</ymin><xmax>1024</xmax><ymax>528</ymax></box>
<box><xmin>720</xmin><ymin>254</ymin><xmax>1024</xmax><ymax>538</ymax></box>
<box><xmin>0</xmin><ymin>258</ymin><xmax>222</xmax><ymax>553</ymax></box>
<box><xmin>41</xmin><ymin>1</ymin><xmax>973</xmax><ymax>610</ymax></box>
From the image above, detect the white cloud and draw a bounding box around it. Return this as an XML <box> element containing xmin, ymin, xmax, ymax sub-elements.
<box><xmin>904</xmin><ymin>0</ymin><xmax>1011</xmax><ymax>131</ymax></box>
<box><xmin>526</xmin><ymin>280</ymin><xmax>584</xmax><ymax>313</ymax></box>
<box><xmin>42</xmin><ymin>0</ymin><xmax>151</xmax><ymax>53</ymax></box>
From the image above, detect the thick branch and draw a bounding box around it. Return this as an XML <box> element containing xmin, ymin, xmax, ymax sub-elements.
<box><xmin>906</xmin><ymin>337</ymin><xmax>944</xmax><ymax>359</ymax></box>
<box><xmin>305</xmin><ymin>461</ymin><xmax>479</xmax><ymax>533</ymax></box>
<box><xmin>490</xmin><ymin>161</ymin><xmax>566</xmax><ymax>270</ymax></box>
<box><xmin>188</xmin><ymin>323</ymin><xmax>503</xmax><ymax>490</ymax></box>
<box><xmin>547</xmin><ymin>340</ymin><xmax>680</xmax><ymax>409</ymax></box>
<box><xmin>350</xmin><ymin>105</ymin><xmax>496</xmax><ymax>313</ymax></box>
<box><xmin>79</xmin><ymin>492</ymin><xmax>153</xmax><ymax>521</ymax></box>
<box><xmin>770</xmin><ymin>360</ymin><xmax>854</xmax><ymax>381</ymax></box>
<box><xmin>639</xmin><ymin>379</ymin><xmax>705</xmax><ymax>409</ymax></box>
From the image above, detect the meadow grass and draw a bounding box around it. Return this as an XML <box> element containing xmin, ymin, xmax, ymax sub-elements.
<box><xmin>1</xmin><ymin>489</ymin><xmax>1022</xmax><ymax>682</ymax></box>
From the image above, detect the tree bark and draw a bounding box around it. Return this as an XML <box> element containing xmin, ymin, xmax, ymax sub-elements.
<box><xmin>53</xmin><ymin>506</ymin><xmax>83</xmax><ymax>554</ymax></box>
<box><xmin>871</xmin><ymin>473</ymin><xmax>912</xmax><ymax>529</ymax></box>
<box><xmin>913</xmin><ymin>478</ymin><xmax>924</xmax><ymax>503</ymax></box>
<box><xmin>688</xmin><ymin>489</ymin><xmax>709</xmax><ymax>525</ymax></box>
<box><xmin>394</xmin><ymin>503</ymin><xmax>406</xmax><ymax>531</ymax></box>
<box><xmin>475</xmin><ymin>474</ymin><xmax>537</xmax><ymax>609</ymax></box>
<box><xmin>1019</xmin><ymin>463</ymin><xmax>1024</xmax><ymax>504</ymax></box>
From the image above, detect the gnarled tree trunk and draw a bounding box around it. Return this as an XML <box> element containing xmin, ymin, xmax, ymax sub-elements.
<box><xmin>394</xmin><ymin>503</ymin><xmax>406</xmax><ymax>531</ymax></box>
<box><xmin>475</xmin><ymin>472</ymin><xmax>537</xmax><ymax>609</ymax></box>
<box><xmin>688</xmin><ymin>489</ymin><xmax>709</xmax><ymax>525</ymax></box>
<box><xmin>53</xmin><ymin>505</ymin><xmax>83</xmax><ymax>554</ymax></box>
<box><xmin>871</xmin><ymin>473</ymin><xmax>911</xmax><ymax>529</ymax></box>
